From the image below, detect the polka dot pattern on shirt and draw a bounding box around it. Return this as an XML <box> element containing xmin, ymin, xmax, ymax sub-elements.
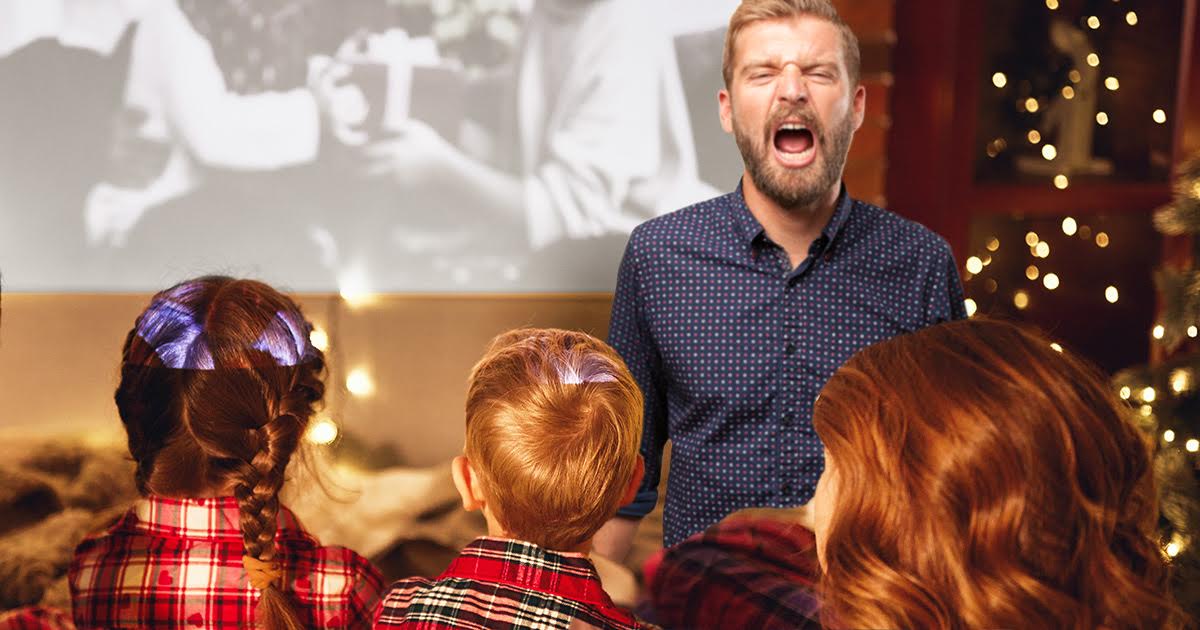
<box><xmin>608</xmin><ymin>184</ymin><xmax>966</xmax><ymax>547</ymax></box>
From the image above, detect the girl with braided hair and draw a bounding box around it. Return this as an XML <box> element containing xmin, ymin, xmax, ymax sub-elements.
<box><xmin>68</xmin><ymin>276</ymin><xmax>384</xmax><ymax>629</ymax></box>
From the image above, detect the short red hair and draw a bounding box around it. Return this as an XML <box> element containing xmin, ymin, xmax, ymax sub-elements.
<box><xmin>464</xmin><ymin>328</ymin><xmax>643</xmax><ymax>550</ymax></box>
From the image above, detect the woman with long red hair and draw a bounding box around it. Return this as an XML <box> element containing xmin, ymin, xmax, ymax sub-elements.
<box><xmin>811</xmin><ymin>318</ymin><xmax>1184</xmax><ymax>629</ymax></box>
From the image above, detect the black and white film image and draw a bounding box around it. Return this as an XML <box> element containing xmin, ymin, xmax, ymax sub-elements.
<box><xmin>0</xmin><ymin>0</ymin><xmax>744</xmax><ymax>292</ymax></box>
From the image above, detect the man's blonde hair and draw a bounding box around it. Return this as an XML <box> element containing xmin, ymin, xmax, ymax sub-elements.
<box><xmin>464</xmin><ymin>328</ymin><xmax>643</xmax><ymax>550</ymax></box>
<box><xmin>722</xmin><ymin>0</ymin><xmax>861</xmax><ymax>87</ymax></box>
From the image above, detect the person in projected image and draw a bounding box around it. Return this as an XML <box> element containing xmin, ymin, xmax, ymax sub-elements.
<box><xmin>356</xmin><ymin>0</ymin><xmax>716</xmax><ymax>289</ymax></box>
<box><xmin>78</xmin><ymin>0</ymin><xmax>365</xmax><ymax>250</ymax></box>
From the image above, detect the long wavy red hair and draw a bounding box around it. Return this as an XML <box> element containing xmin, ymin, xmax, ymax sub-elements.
<box><xmin>812</xmin><ymin>318</ymin><xmax>1184</xmax><ymax>629</ymax></box>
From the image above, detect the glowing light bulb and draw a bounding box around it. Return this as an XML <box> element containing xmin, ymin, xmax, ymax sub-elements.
<box><xmin>1105</xmin><ymin>286</ymin><xmax>1119</xmax><ymax>303</ymax></box>
<box><xmin>1043</xmin><ymin>273</ymin><xmax>1060</xmax><ymax>290</ymax></box>
<box><xmin>346</xmin><ymin>368</ymin><xmax>375</xmax><ymax>396</ymax></box>
<box><xmin>1189</xmin><ymin>326</ymin><xmax>1198</xmax><ymax>338</ymax></box>
<box><xmin>992</xmin><ymin>72</ymin><xmax>1008</xmax><ymax>88</ymax></box>
<box><xmin>1164</xmin><ymin>429</ymin><xmax>1176</xmax><ymax>443</ymax></box>
<box><xmin>1171</xmin><ymin>369</ymin><xmax>1191</xmax><ymax>393</ymax></box>
<box><xmin>1142</xmin><ymin>387</ymin><xmax>1157</xmax><ymax>403</ymax></box>
<box><xmin>1153</xmin><ymin>325</ymin><xmax>1166</xmax><ymax>340</ymax></box>
<box><xmin>1188</xmin><ymin>439</ymin><xmax>1200</xmax><ymax>453</ymax></box>
<box><xmin>1054</xmin><ymin>174</ymin><xmax>1069</xmax><ymax>189</ymax></box>
<box><xmin>1119</xmin><ymin>386</ymin><xmax>1131</xmax><ymax>400</ymax></box>
<box><xmin>1096</xmin><ymin>111</ymin><xmax>1109</xmax><ymax>125</ymax></box>
<box><xmin>306</xmin><ymin>418</ymin><xmax>339</xmax><ymax>445</ymax></box>
<box><xmin>966</xmin><ymin>256</ymin><xmax>984</xmax><ymax>274</ymax></box>
<box><xmin>965</xmin><ymin>299</ymin><xmax>978</xmax><ymax>317</ymax></box>
<box><xmin>1153</xmin><ymin>109</ymin><xmax>1167</xmax><ymax>124</ymax></box>
<box><xmin>309</xmin><ymin>327</ymin><xmax>330</xmax><ymax>352</ymax></box>
<box><xmin>1042</xmin><ymin>144</ymin><xmax>1058</xmax><ymax>160</ymax></box>
<box><xmin>1167</xmin><ymin>542</ymin><xmax>1181</xmax><ymax>557</ymax></box>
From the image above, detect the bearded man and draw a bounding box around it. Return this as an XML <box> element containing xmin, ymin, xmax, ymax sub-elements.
<box><xmin>594</xmin><ymin>0</ymin><xmax>966</xmax><ymax>557</ymax></box>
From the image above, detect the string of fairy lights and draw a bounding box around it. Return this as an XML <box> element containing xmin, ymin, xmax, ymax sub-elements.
<box><xmin>984</xmin><ymin>2</ymin><xmax>1169</xmax><ymax>191</ymax></box>
<box><xmin>960</xmin><ymin>217</ymin><xmax>1114</xmax><ymax>318</ymax></box>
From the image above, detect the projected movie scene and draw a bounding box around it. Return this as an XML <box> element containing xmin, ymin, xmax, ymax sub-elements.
<box><xmin>0</xmin><ymin>0</ymin><xmax>737</xmax><ymax>292</ymax></box>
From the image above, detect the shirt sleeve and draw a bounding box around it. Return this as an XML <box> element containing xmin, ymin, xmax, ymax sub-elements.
<box><xmin>345</xmin><ymin>551</ymin><xmax>386</xmax><ymax>629</ymax></box>
<box><xmin>608</xmin><ymin>231</ymin><xmax>669</xmax><ymax>519</ymax></box>
<box><xmin>924</xmin><ymin>238</ymin><xmax>967</xmax><ymax>324</ymax></box>
<box><xmin>132</xmin><ymin>2</ymin><xmax>320</xmax><ymax>170</ymax></box>
<box><xmin>523</xmin><ymin>6</ymin><xmax>695</xmax><ymax>249</ymax></box>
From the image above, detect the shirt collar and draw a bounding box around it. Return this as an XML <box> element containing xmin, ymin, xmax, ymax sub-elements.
<box><xmin>729</xmin><ymin>180</ymin><xmax>854</xmax><ymax>253</ymax></box>
<box><xmin>442</xmin><ymin>537</ymin><xmax>622</xmax><ymax>611</ymax></box>
<box><xmin>123</xmin><ymin>495</ymin><xmax>307</xmax><ymax>542</ymax></box>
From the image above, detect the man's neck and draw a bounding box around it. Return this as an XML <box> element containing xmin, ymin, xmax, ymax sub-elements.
<box><xmin>742</xmin><ymin>174</ymin><xmax>840</xmax><ymax>269</ymax></box>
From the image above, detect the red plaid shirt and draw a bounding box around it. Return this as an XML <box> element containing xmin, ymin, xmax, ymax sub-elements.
<box><xmin>642</xmin><ymin>517</ymin><xmax>821</xmax><ymax>629</ymax></box>
<box><xmin>374</xmin><ymin>537</ymin><xmax>650</xmax><ymax>629</ymax></box>
<box><xmin>68</xmin><ymin>496</ymin><xmax>384</xmax><ymax>629</ymax></box>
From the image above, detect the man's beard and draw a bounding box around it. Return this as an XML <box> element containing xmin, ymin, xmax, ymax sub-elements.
<box><xmin>733</xmin><ymin>105</ymin><xmax>855</xmax><ymax>212</ymax></box>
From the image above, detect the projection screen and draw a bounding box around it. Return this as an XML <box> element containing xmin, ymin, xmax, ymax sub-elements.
<box><xmin>0</xmin><ymin>0</ymin><xmax>745</xmax><ymax>292</ymax></box>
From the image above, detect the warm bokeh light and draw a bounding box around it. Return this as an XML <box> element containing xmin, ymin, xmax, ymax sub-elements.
<box><xmin>1171</xmin><ymin>369</ymin><xmax>1191</xmax><ymax>394</ymax></box>
<box><xmin>1027</xmin><ymin>129</ymin><xmax>1041</xmax><ymax>144</ymax></box>
<box><xmin>1086</xmin><ymin>15</ymin><xmax>1100</xmax><ymax>29</ymax></box>
<box><xmin>1164</xmin><ymin>429</ymin><xmax>1177</xmax><ymax>443</ymax></box>
<box><xmin>1014</xmin><ymin>291</ymin><xmax>1030</xmax><ymax>310</ymax></box>
<box><xmin>309</xmin><ymin>327</ymin><xmax>330</xmax><ymax>352</ymax></box>
<box><xmin>1119</xmin><ymin>386</ymin><xmax>1131</xmax><ymax>400</ymax></box>
<box><xmin>346</xmin><ymin>368</ymin><xmax>375</xmax><ymax>397</ymax></box>
<box><xmin>986</xmin><ymin>237</ymin><xmax>1000</xmax><ymax>251</ymax></box>
<box><xmin>306</xmin><ymin>418</ymin><xmax>340</xmax><ymax>445</ymax></box>
<box><xmin>1086</xmin><ymin>53</ymin><xmax>1100</xmax><ymax>67</ymax></box>
<box><xmin>992</xmin><ymin>72</ymin><xmax>1008</xmax><ymax>88</ymax></box>
<box><xmin>1061</xmin><ymin>85</ymin><xmax>1075</xmax><ymax>99</ymax></box>
<box><xmin>966</xmin><ymin>256</ymin><xmax>984</xmax><ymax>274</ymax></box>
<box><xmin>1034</xmin><ymin>241</ymin><xmax>1050</xmax><ymax>258</ymax></box>
<box><xmin>1153</xmin><ymin>109</ymin><xmax>1167</xmax><ymax>124</ymax></box>
<box><xmin>964</xmin><ymin>299</ymin><xmax>977</xmax><ymax>317</ymax></box>
<box><xmin>1105</xmin><ymin>286</ymin><xmax>1119</xmax><ymax>303</ymax></box>
<box><xmin>1096</xmin><ymin>111</ymin><xmax>1109</xmax><ymax>125</ymax></box>
<box><xmin>1025</xmin><ymin>232</ymin><xmax>1039</xmax><ymax>247</ymax></box>
<box><xmin>1153</xmin><ymin>325</ymin><xmax>1166</xmax><ymax>340</ymax></box>
<box><xmin>1142</xmin><ymin>387</ymin><xmax>1157</xmax><ymax>403</ymax></box>
<box><xmin>1053</xmin><ymin>174</ymin><xmax>1069</xmax><ymax>189</ymax></box>
<box><xmin>1026</xmin><ymin>265</ymin><xmax>1040</xmax><ymax>280</ymax></box>
<box><xmin>1050</xmin><ymin>342</ymin><xmax>1063</xmax><ymax>353</ymax></box>
<box><xmin>1096</xmin><ymin>232</ymin><xmax>1110</xmax><ymax>248</ymax></box>
<box><xmin>1061</xmin><ymin>217</ymin><xmax>1077</xmax><ymax>236</ymax></box>
<box><xmin>1041</xmin><ymin>144</ymin><xmax>1058</xmax><ymax>160</ymax></box>
<box><xmin>1125</xmin><ymin>11</ymin><xmax>1138</xmax><ymax>26</ymax></box>
<box><xmin>1105</xmin><ymin>76</ymin><xmax>1120</xmax><ymax>91</ymax></box>
<box><xmin>1043</xmin><ymin>273</ymin><xmax>1060</xmax><ymax>290</ymax></box>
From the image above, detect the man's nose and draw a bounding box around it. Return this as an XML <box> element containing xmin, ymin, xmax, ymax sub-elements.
<box><xmin>777</xmin><ymin>66</ymin><xmax>809</xmax><ymax>104</ymax></box>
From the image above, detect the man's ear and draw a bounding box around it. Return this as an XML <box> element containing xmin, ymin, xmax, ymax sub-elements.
<box><xmin>451</xmin><ymin>455</ymin><xmax>486</xmax><ymax>512</ymax></box>
<box><xmin>718</xmin><ymin>88</ymin><xmax>734</xmax><ymax>134</ymax></box>
<box><xmin>619</xmin><ymin>455</ymin><xmax>646</xmax><ymax>507</ymax></box>
<box><xmin>851</xmin><ymin>83</ymin><xmax>866</xmax><ymax>132</ymax></box>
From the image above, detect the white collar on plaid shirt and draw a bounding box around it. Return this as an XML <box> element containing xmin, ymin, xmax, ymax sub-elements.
<box><xmin>124</xmin><ymin>495</ymin><xmax>310</xmax><ymax>542</ymax></box>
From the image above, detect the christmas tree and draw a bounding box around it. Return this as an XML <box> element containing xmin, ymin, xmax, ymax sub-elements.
<box><xmin>1113</xmin><ymin>154</ymin><xmax>1200</xmax><ymax>612</ymax></box>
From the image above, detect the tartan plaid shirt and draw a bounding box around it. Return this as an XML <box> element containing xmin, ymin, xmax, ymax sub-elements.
<box><xmin>374</xmin><ymin>537</ymin><xmax>649</xmax><ymax>629</ymax></box>
<box><xmin>641</xmin><ymin>516</ymin><xmax>821</xmax><ymax>629</ymax></box>
<box><xmin>68</xmin><ymin>495</ymin><xmax>384</xmax><ymax>629</ymax></box>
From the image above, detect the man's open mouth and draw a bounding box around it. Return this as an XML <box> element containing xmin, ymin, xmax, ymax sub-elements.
<box><xmin>772</xmin><ymin>122</ymin><xmax>817</xmax><ymax>167</ymax></box>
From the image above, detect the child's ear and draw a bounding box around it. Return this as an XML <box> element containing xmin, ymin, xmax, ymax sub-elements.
<box><xmin>619</xmin><ymin>456</ymin><xmax>645</xmax><ymax>507</ymax></box>
<box><xmin>451</xmin><ymin>455</ymin><xmax>486</xmax><ymax>512</ymax></box>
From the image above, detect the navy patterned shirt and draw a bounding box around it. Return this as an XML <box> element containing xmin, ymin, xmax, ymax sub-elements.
<box><xmin>609</xmin><ymin>183</ymin><xmax>966</xmax><ymax>547</ymax></box>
